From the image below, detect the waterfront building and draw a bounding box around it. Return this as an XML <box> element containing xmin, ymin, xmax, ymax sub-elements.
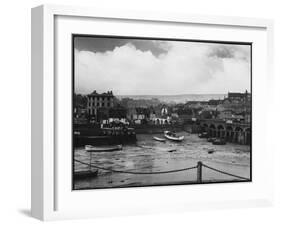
<box><xmin>178</xmin><ymin>113</ymin><xmax>193</xmax><ymax>124</ymax></box>
<box><xmin>208</xmin><ymin>99</ymin><xmax>222</xmax><ymax>106</ymax></box>
<box><xmin>152</xmin><ymin>117</ymin><xmax>170</xmax><ymax>125</ymax></box>
<box><xmin>186</xmin><ymin>101</ymin><xmax>208</xmax><ymax>109</ymax></box>
<box><xmin>245</xmin><ymin>113</ymin><xmax>251</xmax><ymax>123</ymax></box>
<box><xmin>199</xmin><ymin>110</ymin><xmax>218</xmax><ymax>120</ymax></box>
<box><xmin>108</xmin><ymin>107</ymin><xmax>127</xmax><ymax>119</ymax></box>
<box><xmin>161</xmin><ymin>106</ymin><xmax>168</xmax><ymax>116</ymax></box>
<box><xmin>226</xmin><ymin>90</ymin><xmax>251</xmax><ymax>103</ymax></box>
<box><xmin>149</xmin><ymin>112</ymin><xmax>156</xmax><ymax>120</ymax></box>
<box><xmin>217</xmin><ymin>110</ymin><xmax>233</xmax><ymax>120</ymax></box>
<box><xmin>74</xmin><ymin>106</ymin><xmax>87</xmax><ymax>118</ymax></box>
<box><xmin>171</xmin><ymin>113</ymin><xmax>179</xmax><ymax>119</ymax></box>
<box><xmin>87</xmin><ymin>90</ymin><xmax>115</xmax><ymax>120</ymax></box>
<box><xmin>134</xmin><ymin>119</ymin><xmax>142</xmax><ymax>124</ymax></box>
<box><xmin>130</xmin><ymin>107</ymin><xmax>150</xmax><ymax>123</ymax></box>
<box><xmin>126</xmin><ymin>108</ymin><xmax>136</xmax><ymax>121</ymax></box>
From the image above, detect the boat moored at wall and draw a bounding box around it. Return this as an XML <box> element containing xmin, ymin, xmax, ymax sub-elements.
<box><xmin>164</xmin><ymin>131</ymin><xmax>184</xmax><ymax>142</ymax></box>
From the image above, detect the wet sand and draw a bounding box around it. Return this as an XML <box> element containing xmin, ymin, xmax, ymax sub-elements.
<box><xmin>74</xmin><ymin>132</ymin><xmax>250</xmax><ymax>189</ymax></box>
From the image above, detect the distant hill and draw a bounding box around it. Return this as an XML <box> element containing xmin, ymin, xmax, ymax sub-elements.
<box><xmin>116</xmin><ymin>94</ymin><xmax>226</xmax><ymax>104</ymax></box>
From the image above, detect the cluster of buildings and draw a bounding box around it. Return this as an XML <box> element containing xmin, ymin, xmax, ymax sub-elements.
<box><xmin>185</xmin><ymin>91</ymin><xmax>251</xmax><ymax>123</ymax></box>
<box><xmin>74</xmin><ymin>90</ymin><xmax>251</xmax><ymax>127</ymax></box>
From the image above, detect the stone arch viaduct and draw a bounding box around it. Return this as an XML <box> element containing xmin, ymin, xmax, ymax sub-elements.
<box><xmin>195</xmin><ymin>119</ymin><xmax>251</xmax><ymax>145</ymax></box>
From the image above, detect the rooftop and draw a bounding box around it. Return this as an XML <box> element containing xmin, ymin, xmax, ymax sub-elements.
<box><xmin>88</xmin><ymin>90</ymin><xmax>114</xmax><ymax>97</ymax></box>
<box><xmin>228</xmin><ymin>90</ymin><xmax>251</xmax><ymax>98</ymax></box>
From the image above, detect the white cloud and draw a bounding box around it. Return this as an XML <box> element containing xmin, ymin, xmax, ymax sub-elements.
<box><xmin>74</xmin><ymin>42</ymin><xmax>250</xmax><ymax>95</ymax></box>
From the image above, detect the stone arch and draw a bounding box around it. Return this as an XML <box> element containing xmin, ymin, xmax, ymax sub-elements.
<box><xmin>210</xmin><ymin>124</ymin><xmax>216</xmax><ymax>129</ymax></box>
<box><xmin>235</xmin><ymin>126</ymin><xmax>243</xmax><ymax>132</ymax></box>
<box><xmin>209</xmin><ymin>124</ymin><xmax>216</xmax><ymax>137</ymax></box>
<box><xmin>217</xmin><ymin>124</ymin><xmax>225</xmax><ymax>138</ymax></box>
<box><xmin>191</xmin><ymin>120</ymin><xmax>201</xmax><ymax>133</ymax></box>
<box><xmin>202</xmin><ymin>123</ymin><xmax>209</xmax><ymax>132</ymax></box>
<box><xmin>226</xmin><ymin>125</ymin><xmax>233</xmax><ymax>130</ymax></box>
<box><xmin>226</xmin><ymin>125</ymin><xmax>234</xmax><ymax>141</ymax></box>
<box><xmin>245</xmin><ymin>127</ymin><xmax>251</xmax><ymax>145</ymax></box>
<box><xmin>217</xmin><ymin>124</ymin><xmax>225</xmax><ymax>130</ymax></box>
<box><xmin>234</xmin><ymin>126</ymin><xmax>243</xmax><ymax>143</ymax></box>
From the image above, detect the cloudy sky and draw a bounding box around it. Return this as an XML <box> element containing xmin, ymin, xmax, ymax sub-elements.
<box><xmin>74</xmin><ymin>36</ymin><xmax>251</xmax><ymax>95</ymax></box>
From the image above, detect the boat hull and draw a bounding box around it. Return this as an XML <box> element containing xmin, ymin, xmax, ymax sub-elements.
<box><xmin>212</xmin><ymin>139</ymin><xmax>226</xmax><ymax>145</ymax></box>
<box><xmin>164</xmin><ymin>131</ymin><xmax>184</xmax><ymax>142</ymax></box>
<box><xmin>153</xmin><ymin>136</ymin><xmax>166</xmax><ymax>142</ymax></box>
<box><xmin>85</xmin><ymin>144</ymin><xmax>123</xmax><ymax>152</ymax></box>
<box><xmin>164</xmin><ymin>134</ymin><xmax>184</xmax><ymax>142</ymax></box>
<box><xmin>74</xmin><ymin>135</ymin><xmax>136</xmax><ymax>147</ymax></box>
<box><xmin>74</xmin><ymin>170</ymin><xmax>98</xmax><ymax>179</ymax></box>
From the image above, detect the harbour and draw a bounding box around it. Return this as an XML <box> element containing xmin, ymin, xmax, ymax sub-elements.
<box><xmin>72</xmin><ymin>37</ymin><xmax>252</xmax><ymax>190</ymax></box>
<box><xmin>73</xmin><ymin>132</ymin><xmax>250</xmax><ymax>189</ymax></box>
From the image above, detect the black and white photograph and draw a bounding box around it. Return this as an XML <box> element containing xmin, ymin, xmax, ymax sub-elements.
<box><xmin>72</xmin><ymin>35</ymin><xmax>252</xmax><ymax>190</ymax></box>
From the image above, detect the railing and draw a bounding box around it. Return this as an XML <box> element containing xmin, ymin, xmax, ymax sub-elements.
<box><xmin>74</xmin><ymin>159</ymin><xmax>250</xmax><ymax>182</ymax></box>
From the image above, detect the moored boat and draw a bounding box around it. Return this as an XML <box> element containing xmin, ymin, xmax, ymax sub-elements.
<box><xmin>153</xmin><ymin>136</ymin><xmax>166</xmax><ymax>142</ymax></box>
<box><xmin>212</xmin><ymin>138</ymin><xmax>226</xmax><ymax>145</ymax></box>
<box><xmin>164</xmin><ymin>131</ymin><xmax>184</xmax><ymax>142</ymax></box>
<box><xmin>198</xmin><ymin>132</ymin><xmax>208</xmax><ymax>138</ymax></box>
<box><xmin>208</xmin><ymin>150</ymin><xmax>215</xmax><ymax>154</ymax></box>
<box><xmin>74</xmin><ymin>170</ymin><xmax>98</xmax><ymax>179</ymax></box>
<box><xmin>85</xmin><ymin>144</ymin><xmax>123</xmax><ymax>152</ymax></box>
<box><xmin>207</xmin><ymin>137</ymin><xmax>216</xmax><ymax>142</ymax></box>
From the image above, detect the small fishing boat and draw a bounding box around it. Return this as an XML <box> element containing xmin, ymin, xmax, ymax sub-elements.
<box><xmin>168</xmin><ymin>149</ymin><xmax>177</xmax><ymax>153</ymax></box>
<box><xmin>74</xmin><ymin>170</ymin><xmax>98</xmax><ymax>179</ymax></box>
<box><xmin>207</xmin><ymin>137</ymin><xmax>216</xmax><ymax>142</ymax></box>
<box><xmin>164</xmin><ymin>131</ymin><xmax>184</xmax><ymax>142</ymax></box>
<box><xmin>85</xmin><ymin>144</ymin><xmax>123</xmax><ymax>152</ymax></box>
<box><xmin>198</xmin><ymin>132</ymin><xmax>208</xmax><ymax>138</ymax></box>
<box><xmin>208</xmin><ymin>150</ymin><xmax>215</xmax><ymax>154</ymax></box>
<box><xmin>153</xmin><ymin>136</ymin><xmax>166</xmax><ymax>142</ymax></box>
<box><xmin>212</xmin><ymin>138</ymin><xmax>226</xmax><ymax>145</ymax></box>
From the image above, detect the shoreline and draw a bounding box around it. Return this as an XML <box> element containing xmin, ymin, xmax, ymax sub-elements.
<box><xmin>74</xmin><ymin>132</ymin><xmax>250</xmax><ymax>190</ymax></box>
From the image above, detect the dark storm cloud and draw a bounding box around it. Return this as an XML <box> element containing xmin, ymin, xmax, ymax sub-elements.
<box><xmin>208</xmin><ymin>45</ymin><xmax>250</xmax><ymax>62</ymax></box>
<box><xmin>74</xmin><ymin>36</ymin><xmax>169</xmax><ymax>57</ymax></box>
<box><xmin>209</xmin><ymin>46</ymin><xmax>234</xmax><ymax>58</ymax></box>
<box><xmin>75</xmin><ymin>38</ymin><xmax>251</xmax><ymax>95</ymax></box>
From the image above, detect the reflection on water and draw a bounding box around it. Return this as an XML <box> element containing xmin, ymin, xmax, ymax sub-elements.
<box><xmin>74</xmin><ymin>132</ymin><xmax>250</xmax><ymax>189</ymax></box>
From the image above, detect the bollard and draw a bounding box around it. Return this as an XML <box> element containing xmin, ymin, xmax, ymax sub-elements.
<box><xmin>197</xmin><ymin>161</ymin><xmax>202</xmax><ymax>183</ymax></box>
<box><xmin>89</xmin><ymin>152</ymin><xmax>92</xmax><ymax>171</ymax></box>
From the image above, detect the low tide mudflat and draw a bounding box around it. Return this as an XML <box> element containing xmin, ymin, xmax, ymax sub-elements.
<box><xmin>74</xmin><ymin>132</ymin><xmax>250</xmax><ymax>189</ymax></box>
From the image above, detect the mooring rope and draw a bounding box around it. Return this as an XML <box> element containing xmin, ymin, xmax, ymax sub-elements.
<box><xmin>75</xmin><ymin>159</ymin><xmax>250</xmax><ymax>180</ymax></box>
<box><xmin>202</xmin><ymin>163</ymin><xmax>250</xmax><ymax>180</ymax></box>
<box><xmin>74</xmin><ymin>159</ymin><xmax>197</xmax><ymax>175</ymax></box>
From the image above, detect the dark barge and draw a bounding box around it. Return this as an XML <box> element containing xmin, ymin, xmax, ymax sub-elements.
<box><xmin>74</xmin><ymin>170</ymin><xmax>98</xmax><ymax>180</ymax></box>
<box><xmin>74</xmin><ymin>124</ymin><xmax>137</xmax><ymax>147</ymax></box>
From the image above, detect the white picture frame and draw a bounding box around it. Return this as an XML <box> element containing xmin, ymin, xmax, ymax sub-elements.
<box><xmin>31</xmin><ymin>4</ymin><xmax>274</xmax><ymax>221</ymax></box>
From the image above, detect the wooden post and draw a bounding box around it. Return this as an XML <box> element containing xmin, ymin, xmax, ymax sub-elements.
<box><xmin>197</xmin><ymin>161</ymin><xmax>202</xmax><ymax>183</ymax></box>
<box><xmin>89</xmin><ymin>152</ymin><xmax>92</xmax><ymax>171</ymax></box>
